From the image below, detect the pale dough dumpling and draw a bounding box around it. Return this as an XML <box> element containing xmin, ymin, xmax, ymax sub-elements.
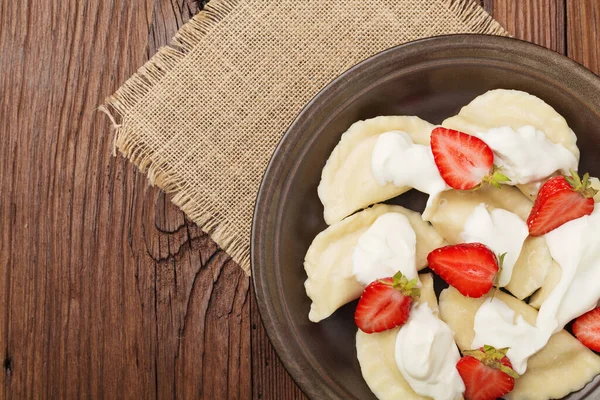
<box><xmin>529</xmin><ymin>261</ymin><xmax>562</xmax><ymax>309</ymax></box>
<box><xmin>439</xmin><ymin>287</ymin><xmax>600</xmax><ymax>400</ymax></box>
<box><xmin>318</xmin><ymin>116</ymin><xmax>435</xmax><ymax>225</ymax></box>
<box><xmin>356</xmin><ymin>274</ymin><xmax>441</xmax><ymax>400</ymax></box>
<box><xmin>426</xmin><ymin>184</ymin><xmax>551</xmax><ymax>300</ymax></box>
<box><xmin>442</xmin><ymin>89</ymin><xmax>580</xmax><ymax>199</ymax></box>
<box><xmin>304</xmin><ymin>204</ymin><xmax>445</xmax><ymax>322</ymax></box>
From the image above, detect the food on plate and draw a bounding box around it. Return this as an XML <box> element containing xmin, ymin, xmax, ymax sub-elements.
<box><xmin>427</xmin><ymin>243</ymin><xmax>499</xmax><ymax>298</ymax></box>
<box><xmin>527</xmin><ymin>171</ymin><xmax>597</xmax><ymax>236</ymax></box>
<box><xmin>425</xmin><ymin>186</ymin><xmax>551</xmax><ymax>299</ymax></box>
<box><xmin>356</xmin><ymin>274</ymin><xmax>464</xmax><ymax>400</ymax></box>
<box><xmin>439</xmin><ymin>287</ymin><xmax>600</xmax><ymax>400</ymax></box>
<box><xmin>305</xmin><ymin>89</ymin><xmax>600</xmax><ymax>400</ymax></box>
<box><xmin>430</xmin><ymin>127</ymin><xmax>509</xmax><ymax>190</ymax></box>
<box><xmin>354</xmin><ymin>271</ymin><xmax>420</xmax><ymax>333</ymax></box>
<box><xmin>456</xmin><ymin>345</ymin><xmax>518</xmax><ymax>400</ymax></box>
<box><xmin>304</xmin><ymin>204</ymin><xmax>445</xmax><ymax>322</ymax></box>
<box><xmin>317</xmin><ymin>116</ymin><xmax>434</xmax><ymax>224</ymax></box>
<box><xmin>442</xmin><ymin>89</ymin><xmax>579</xmax><ymax>199</ymax></box>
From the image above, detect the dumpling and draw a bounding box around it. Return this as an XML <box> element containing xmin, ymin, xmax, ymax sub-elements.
<box><xmin>442</xmin><ymin>89</ymin><xmax>580</xmax><ymax>198</ymax></box>
<box><xmin>356</xmin><ymin>274</ymin><xmax>440</xmax><ymax>400</ymax></box>
<box><xmin>439</xmin><ymin>287</ymin><xmax>600</xmax><ymax>400</ymax></box>
<box><xmin>527</xmin><ymin>178</ymin><xmax>600</xmax><ymax>309</ymax></box>
<box><xmin>529</xmin><ymin>261</ymin><xmax>562</xmax><ymax>309</ymax></box>
<box><xmin>426</xmin><ymin>184</ymin><xmax>551</xmax><ymax>299</ymax></box>
<box><xmin>318</xmin><ymin>116</ymin><xmax>434</xmax><ymax>224</ymax></box>
<box><xmin>304</xmin><ymin>204</ymin><xmax>445</xmax><ymax>322</ymax></box>
<box><xmin>426</xmin><ymin>184</ymin><xmax>533</xmax><ymax>243</ymax></box>
<box><xmin>442</xmin><ymin>89</ymin><xmax>579</xmax><ymax>158</ymax></box>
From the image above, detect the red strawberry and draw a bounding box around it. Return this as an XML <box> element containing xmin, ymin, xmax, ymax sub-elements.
<box><xmin>457</xmin><ymin>345</ymin><xmax>519</xmax><ymax>400</ymax></box>
<box><xmin>354</xmin><ymin>271</ymin><xmax>420</xmax><ymax>333</ymax></box>
<box><xmin>527</xmin><ymin>171</ymin><xmax>597</xmax><ymax>236</ymax></box>
<box><xmin>573</xmin><ymin>307</ymin><xmax>600</xmax><ymax>352</ymax></box>
<box><xmin>427</xmin><ymin>243</ymin><xmax>499</xmax><ymax>298</ymax></box>
<box><xmin>430</xmin><ymin>127</ymin><xmax>509</xmax><ymax>190</ymax></box>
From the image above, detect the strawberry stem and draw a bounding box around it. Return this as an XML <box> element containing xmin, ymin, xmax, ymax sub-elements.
<box><xmin>566</xmin><ymin>169</ymin><xmax>599</xmax><ymax>198</ymax></box>
<box><xmin>484</xmin><ymin>166</ymin><xmax>512</xmax><ymax>189</ymax></box>
<box><xmin>462</xmin><ymin>345</ymin><xmax>520</xmax><ymax>379</ymax></box>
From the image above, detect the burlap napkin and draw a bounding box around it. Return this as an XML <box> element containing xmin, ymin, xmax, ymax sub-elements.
<box><xmin>101</xmin><ymin>0</ymin><xmax>507</xmax><ymax>275</ymax></box>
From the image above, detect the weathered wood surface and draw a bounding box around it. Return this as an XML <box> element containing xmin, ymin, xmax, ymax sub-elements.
<box><xmin>0</xmin><ymin>0</ymin><xmax>597</xmax><ymax>398</ymax></box>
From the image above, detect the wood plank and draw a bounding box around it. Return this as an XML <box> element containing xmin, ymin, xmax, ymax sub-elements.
<box><xmin>567</xmin><ymin>0</ymin><xmax>600</xmax><ymax>74</ymax></box>
<box><xmin>483</xmin><ymin>0</ymin><xmax>566</xmax><ymax>54</ymax></box>
<box><xmin>0</xmin><ymin>0</ymin><xmax>252</xmax><ymax>398</ymax></box>
<box><xmin>251</xmin><ymin>291</ymin><xmax>306</xmax><ymax>400</ymax></box>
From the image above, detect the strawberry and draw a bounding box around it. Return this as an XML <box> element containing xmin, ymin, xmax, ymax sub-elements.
<box><xmin>427</xmin><ymin>243</ymin><xmax>499</xmax><ymax>298</ymax></box>
<box><xmin>354</xmin><ymin>271</ymin><xmax>420</xmax><ymax>333</ymax></box>
<box><xmin>527</xmin><ymin>170</ymin><xmax>597</xmax><ymax>236</ymax></box>
<box><xmin>573</xmin><ymin>307</ymin><xmax>600</xmax><ymax>352</ymax></box>
<box><xmin>457</xmin><ymin>345</ymin><xmax>519</xmax><ymax>400</ymax></box>
<box><xmin>430</xmin><ymin>127</ymin><xmax>509</xmax><ymax>190</ymax></box>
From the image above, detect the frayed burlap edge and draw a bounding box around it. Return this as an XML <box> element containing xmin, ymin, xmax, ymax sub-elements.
<box><xmin>100</xmin><ymin>0</ymin><xmax>506</xmax><ymax>276</ymax></box>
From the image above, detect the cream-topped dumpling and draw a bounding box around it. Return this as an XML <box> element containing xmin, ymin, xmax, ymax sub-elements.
<box><xmin>467</xmin><ymin>207</ymin><xmax>600</xmax><ymax>376</ymax></box>
<box><xmin>472</xmin><ymin>297</ymin><xmax>540</xmax><ymax>375</ymax></box>
<box><xmin>395</xmin><ymin>303</ymin><xmax>464</xmax><ymax>400</ymax></box>
<box><xmin>540</xmin><ymin>205</ymin><xmax>600</xmax><ymax>332</ymax></box>
<box><xmin>304</xmin><ymin>204</ymin><xmax>445</xmax><ymax>322</ymax></box>
<box><xmin>371</xmin><ymin>131</ymin><xmax>449</xmax><ymax>217</ymax></box>
<box><xmin>357</xmin><ymin>274</ymin><xmax>464</xmax><ymax>400</ymax></box>
<box><xmin>474</xmin><ymin>125</ymin><xmax>578</xmax><ymax>185</ymax></box>
<box><xmin>318</xmin><ymin>116</ymin><xmax>435</xmax><ymax>224</ymax></box>
<box><xmin>352</xmin><ymin>212</ymin><xmax>417</xmax><ymax>285</ymax></box>
<box><xmin>460</xmin><ymin>203</ymin><xmax>528</xmax><ymax>286</ymax></box>
<box><xmin>439</xmin><ymin>287</ymin><xmax>600</xmax><ymax>400</ymax></box>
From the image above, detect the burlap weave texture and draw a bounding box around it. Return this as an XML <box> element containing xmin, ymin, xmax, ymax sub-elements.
<box><xmin>102</xmin><ymin>0</ymin><xmax>506</xmax><ymax>274</ymax></box>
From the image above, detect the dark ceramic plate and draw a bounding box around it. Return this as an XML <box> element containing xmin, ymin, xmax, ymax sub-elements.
<box><xmin>251</xmin><ymin>35</ymin><xmax>600</xmax><ymax>399</ymax></box>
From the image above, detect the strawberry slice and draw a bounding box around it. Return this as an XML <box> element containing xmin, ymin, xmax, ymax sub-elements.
<box><xmin>457</xmin><ymin>345</ymin><xmax>519</xmax><ymax>400</ymax></box>
<box><xmin>430</xmin><ymin>127</ymin><xmax>509</xmax><ymax>190</ymax></box>
<box><xmin>354</xmin><ymin>271</ymin><xmax>420</xmax><ymax>333</ymax></box>
<box><xmin>573</xmin><ymin>307</ymin><xmax>600</xmax><ymax>352</ymax></box>
<box><xmin>427</xmin><ymin>243</ymin><xmax>499</xmax><ymax>298</ymax></box>
<box><xmin>527</xmin><ymin>171</ymin><xmax>597</xmax><ymax>236</ymax></box>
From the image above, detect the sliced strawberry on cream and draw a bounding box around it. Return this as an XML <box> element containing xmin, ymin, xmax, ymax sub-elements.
<box><xmin>527</xmin><ymin>171</ymin><xmax>597</xmax><ymax>236</ymax></box>
<box><xmin>430</xmin><ymin>127</ymin><xmax>509</xmax><ymax>190</ymax></box>
<box><xmin>354</xmin><ymin>271</ymin><xmax>420</xmax><ymax>333</ymax></box>
<box><xmin>427</xmin><ymin>243</ymin><xmax>499</xmax><ymax>298</ymax></box>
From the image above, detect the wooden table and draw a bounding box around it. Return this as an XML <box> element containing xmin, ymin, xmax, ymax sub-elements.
<box><xmin>1</xmin><ymin>1</ymin><xmax>599</xmax><ymax>398</ymax></box>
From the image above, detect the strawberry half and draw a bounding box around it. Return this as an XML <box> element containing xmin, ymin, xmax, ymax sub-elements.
<box><xmin>354</xmin><ymin>271</ymin><xmax>420</xmax><ymax>334</ymax></box>
<box><xmin>427</xmin><ymin>243</ymin><xmax>499</xmax><ymax>298</ymax></box>
<box><xmin>573</xmin><ymin>307</ymin><xmax>600</xmax><ymax>352</ymax></box>
<box><xmin>527</xmin><ymin>170</ymin><xmax>597</xmax><ymax>236</ymax></box>
<box><xmin>457</xmin><ymin>345</ymin><xmax>519</xmax><ymax>400</ymax></box>
<box><xmin>430</xmin><ymin>127</ymin><xmax>509</xmax><ymax>190</ymax></box>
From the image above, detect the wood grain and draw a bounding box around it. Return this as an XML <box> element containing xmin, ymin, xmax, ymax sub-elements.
<box><xmin>0</xmin><ymin>0</ymin><xmax>253</xmax><ymax>398</ymax></box>
<box><xmin>567</xmin><ymin>0</ymin><xmax>600</xmax><ymax>74</ymax></box>
<box><xmin>483</xmin><ymin>0</ymin><xmax>566</xmax><ymax>53</ymax></box>
<box><xmin>1</xmin><ymin>0</ymin><xmax>600</xmax><ymax>399</ymax></box>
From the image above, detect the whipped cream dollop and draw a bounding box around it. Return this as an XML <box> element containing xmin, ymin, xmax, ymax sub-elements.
<box><xmin>352</xmin><ymin>212</ymin><xmax>417</xmax><ymax>286</ymax></box>
<box><xmin>472</xmin><ymin>205</ymin><xmax>600</xmax><ymax>375</ymax></box>
<box><xmin>539</xmin><ymin>205</ymin><xmax>600</xmax><ymax>333</ymax></box>
<box><xmin>475</xmin><ymin>125</ymin><xmax>578</xmax><ymax>184</ymax></box>
<box><xmin>472</xmin><ymin>298</ymin><xmax>540</xmax><ymax>375</ymax></box>
<box><xmin>371</xmin><ymin>131</ymin><xmax>449</xmax><ymax>218</ymax></box>
<box><xmin>460</xmin><ymin>203</ymin><xmax>529</xmax><ymax>286</ymax></box>
<box><xmin>395</xmin><ymin>303</ymin><xmax>465</xmax><ymax>400</ymax></box>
